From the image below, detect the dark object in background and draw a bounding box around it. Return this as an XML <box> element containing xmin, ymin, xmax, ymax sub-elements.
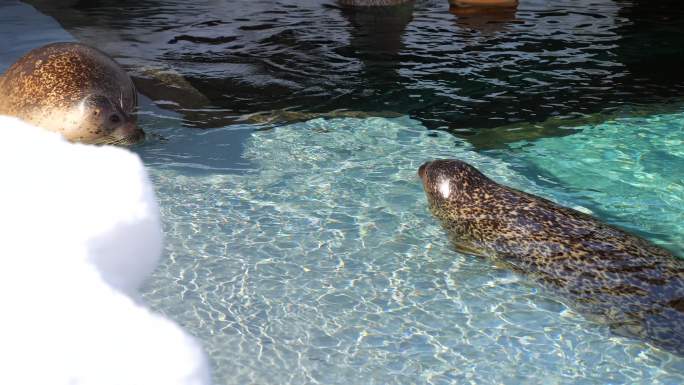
<box><xmin>23</xmin><ymin>0</ymin><xmax>684</xmax><ymax>141</ymax></box>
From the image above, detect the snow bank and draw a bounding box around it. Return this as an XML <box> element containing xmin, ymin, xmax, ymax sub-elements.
<box><xmin>0</xmin><ymin>116</ymin><xmax>210</xmax><ymax>385</ymax></box>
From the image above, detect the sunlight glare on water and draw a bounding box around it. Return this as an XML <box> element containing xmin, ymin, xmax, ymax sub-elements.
<box><xmin>142</xmin><ymin>116</ymin><xmax>684</xmax><ymax>385</ymax></box>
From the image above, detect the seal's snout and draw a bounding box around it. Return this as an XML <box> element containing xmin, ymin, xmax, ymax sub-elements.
<box><xmin>115</xmin><ymin>122</ymin><xmax>145</xmax><ymax>145</ymax></box>
<box><xmin>418</xmin><ymin>162</ymin><xmax>428</xmax><ymax>180</ymax></box>
<box><xmin>130</xmin><ymin>128</ymin><xmax>146</xmax><ymax>144</ymax></box>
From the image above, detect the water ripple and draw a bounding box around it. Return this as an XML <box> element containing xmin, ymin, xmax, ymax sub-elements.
<box><xmin>142</xmin><ymin>117</ymin><xmax>684</xmax><ymax>384</ymax></box>
<box><xmin>20</xmin><ymin>0</ymin><xmax>684</xmax><ymax>133</ymax></box>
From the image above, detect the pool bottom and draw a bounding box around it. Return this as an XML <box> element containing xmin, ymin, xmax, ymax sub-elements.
<box><xmin>141</xmin><ymin>116</ymin><xmax>684</xmax><ymax>384</ymax></box>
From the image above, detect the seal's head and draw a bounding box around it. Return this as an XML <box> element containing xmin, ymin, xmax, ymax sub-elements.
<box><xmin>418</xmin><ymin>159</ymin><xmax>494</xmax><ymax>207</ymax></box>
<box><xmin>0</xmin><ymin>42</ymin><xmax>144</xmax><ymax>145</ymax></box>
<box><xmin>69</xmin><ymin>93</ymin><xmax>144</xmax><ymax>145</ymax></box>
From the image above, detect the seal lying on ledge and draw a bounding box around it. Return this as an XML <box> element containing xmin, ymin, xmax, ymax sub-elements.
<box><xmin>418</xmin><ymin>159</ymin><xmax>684</xmax><ymax>355</ymax></box>
<box><xmin>0</xmin><ymin>42</ymin><xmax>144</xmax><ymax>145</ymax></box>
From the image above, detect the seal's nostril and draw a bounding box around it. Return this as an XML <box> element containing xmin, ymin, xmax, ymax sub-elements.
<box><xmin>109</xmin><ymin>114</ymin><xmax>121</xmax><ymax>124</ymax></box>
<box><xmin>130</xmin><ymin>129</ymin><xmax>145</xmax><ymax>144</ymax></box>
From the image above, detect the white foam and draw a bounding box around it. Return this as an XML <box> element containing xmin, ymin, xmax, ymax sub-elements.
<box><xmin>0</xmin><ymin>116</ymin><xmax>210</xmax><ymax>385</ymax></box>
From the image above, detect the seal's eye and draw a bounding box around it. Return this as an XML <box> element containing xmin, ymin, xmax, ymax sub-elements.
<box><xmin>109</xmin><ymin>114</ymin><xmax>121</xmax><ymax>124</ymax></box>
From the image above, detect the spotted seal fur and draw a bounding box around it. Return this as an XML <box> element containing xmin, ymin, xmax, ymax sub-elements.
<box><xmin>0</xmin><ymin>42</ymin><xmax>144</xmax><ymax>145</ymax></box>
<box><xmin>419</xmin><ymin>159</ymin><xmax>684</xmax><ymax>355</ymax></box>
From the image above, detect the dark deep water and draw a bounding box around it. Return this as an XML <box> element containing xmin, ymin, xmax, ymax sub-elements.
<box><xmin>19</xmin><ymin>0</ymin><xmax>684</xmax><ymax>140</ymax></box>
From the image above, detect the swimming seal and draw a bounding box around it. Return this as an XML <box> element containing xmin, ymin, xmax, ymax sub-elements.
<box><xmin>0</xmin><ymin>42</ymin><xmax>144</xmax><ymax>145</ymax></box>
<box><xmin>419</xmin><ymin>159</ymin><xmax>684</xmax><ymax>355</ymax></box>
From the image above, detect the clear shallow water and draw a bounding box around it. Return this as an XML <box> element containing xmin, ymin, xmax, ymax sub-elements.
<box><xmin>141</xmin><ymin>115</ymin><xmax>684</xmax><ymax>384</ymax></box>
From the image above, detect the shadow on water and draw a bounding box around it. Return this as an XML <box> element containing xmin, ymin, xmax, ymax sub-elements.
<box><xmin>614</xmin><ymin>0</ymin><xmax>684</xmax><ymax>92</ymax></box>
<box><xmin>19</xmin><ymin>0</ymin><xmax>684</xmax><ymax>146</ymax></box>
<box><xmin>320</xmin><ymin>2</ymin><xmax>415</xmax><ymax>114</ymax></box>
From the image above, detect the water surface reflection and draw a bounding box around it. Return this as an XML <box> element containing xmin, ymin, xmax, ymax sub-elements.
<box><xmin>19</xmin><ymin>0</ymin><xmax>684</xmax><ymax>140</ymax></box>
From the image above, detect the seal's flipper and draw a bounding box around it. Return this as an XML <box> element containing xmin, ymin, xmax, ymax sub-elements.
<box><xmin>449</xmin><ymin>238</ymin><xmax>488</xmax><ymax>258</ymax></box>
<box><xmin>137</xmin><ymin>65</ymin><xmax>210</xmax><ymax>108</ymax></box>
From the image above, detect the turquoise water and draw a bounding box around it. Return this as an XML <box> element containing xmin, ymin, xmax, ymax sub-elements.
<box><xmin>140</xmin><ymin>115</ymin><xmax>684</xmax><ymax>384</ymax></box>
<box><xmin>3</xmin><ymin>1</ymin><xmax>684</xmax><ymax>384</ymax></box>
<box><xmin>499</xmin><ymin>112</ymin><xmax>684</xmax><ymax>256</ymax></box>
